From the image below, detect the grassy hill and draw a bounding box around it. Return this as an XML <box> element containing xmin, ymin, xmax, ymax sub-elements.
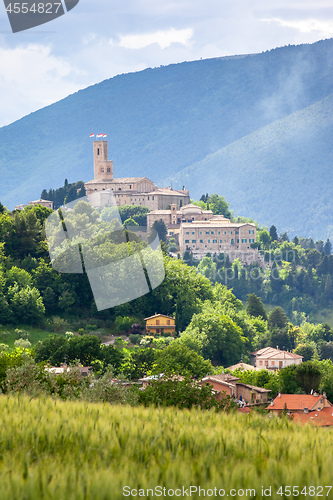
<box><xmin>0</xmin><ymin>395</ymin><xmax>331</xmax><ymax>499</ymax></box>
<box><xmin>1</xmin><ymin>38</ymin><xmax>333</xmax><ymax>238</ymax></box>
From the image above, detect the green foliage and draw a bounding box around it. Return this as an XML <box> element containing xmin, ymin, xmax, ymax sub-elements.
<box><xmin>138</xmin><ymin>375</ymin><xmax>236</xmax><ymax>411</ymax></box>
<box><xmin>181</xmin><ymin>300</ymin><xmax>245</xmax><ymax>366</ymax></box>
<box><xmin>152</xmin><ymin>343</ymin><xmax>212</xmax><ymax>379</ymax></box>
<box><xmin>41</xmin><ymin>179</ymin><xmax>86</xmax><ymax>209</ymax></box>
<box><xmin>246</xmin><ymin>293</ymin><xmax>267</xmax><ymax>320</ymax></box>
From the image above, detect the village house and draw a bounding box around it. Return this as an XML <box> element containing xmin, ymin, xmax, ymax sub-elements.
<box><xmin>250</xmin><ymin>347</ymin><xmax>303</xmax><ymax>370</ymax></box>
<box><xmin>84</xmin><ymin>140</ymin><xmax>190</xmax><ymax>210</ymax></box>
<box><xmin>145</xmin><ymin>314</ymin><xmax>176</xmax><ymax>335</ymax></box>
<box><xmin>138</xmin><ymin>373</ymin><xmax>184</xmax><ymax>389</ymax></box>
<box><xmin>200</xmin><ymin>373</ymin><xmax>271</xmax><ymax>406</ymax></box>
<box><xmin>267</xmin><ymin>393</ymin><xmax>333</xmax><ymax>416</ymax></box>
<box><xmin>45</xmin><ymin>363</ymin><xmax>92</xmax><ymax>377</ymax></box>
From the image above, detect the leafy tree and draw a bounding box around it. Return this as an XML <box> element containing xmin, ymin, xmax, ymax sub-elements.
<box><xmin>293</xmin><ymin>343</ymin><xmax>315</xmax><ymax>362</ymax></box>
<box><xmin>246</xmin><ymin>293</ymin><xmax>267</xmax><ymax>320</ymax></box>
<box><xmin>121</xmin><ymin>348</ymin><xmax>155</xmax><ymax>379</ymax></box>
<box><xmin>138</xmin><ymin>375</ymin><xmax>236</xmax><ymax>411</ymax></box>
<box><xmin>152</xmin><ymin>343</ymin><xmax>212</xmax><ymax>379</ymax></box>
<box><xmin>278</xmin><ymin>365</ymin><xmax>299</xmax><ymax>393</ymax></box>
<box><xmin>258</xmin><ymin>230</ymin><xmax>271</xmax><ymax>249</ymax></box>
<box><xmin>268</xmin><ymin>307</ymin><xmax>289</xmax><ymax>330</ymax></box>
<box><xmin>295</xmin><ymin>361</ymin><xmax>322</xmax><ymax>394</ymax></box>
<box><xmin>206</xmin><ymin>194</ymin><xmax>232</xmax><ymax>218</ymax></box>
<box><xmin>181</xmin><ymin>302</ymin><xmax>245</xmax><ymax>366</ymax></box>
<box><xmin>9</xmin><ymin>285</ymin><xmax>45</xmax><ymax>323</ymax></box>
<box><xmin>150</xmin><ymin>219</ymin><xmax>168</xmax><ymax>243</ymax></box>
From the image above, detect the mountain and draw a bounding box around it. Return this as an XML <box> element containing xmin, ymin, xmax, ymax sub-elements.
<box><xmin>163</xmin><ymin>93</ymin><xmax>333</xmax><ymax>240</ymax></box>
<box><xmin>1</xmin><ymin>38</ymin><xmax>333</xmax><ymax>239</ymax></box>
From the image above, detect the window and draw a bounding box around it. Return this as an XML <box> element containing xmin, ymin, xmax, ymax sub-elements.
<box><xmin>192</xmin><ymin>232</ymin><xmax>195</xmax><ymax>235</ymax></box>
<box><xmin>156</xmin><ymin>320</ymin><xmax>160</xmax><ymax>325</ymax></box>
<box><xmin>129</xmin><ymin>185</ymin><xmax>131</xmax><ymax>189</ymax></box>
<box><xmin>167</xmin><ymin>320</ymin><xmax>170</xmax><ymax>325</ymax></box>
<box><xmin>220</xmin><ymin>239</ymin><xmax>222</xmax><ymax>243</ymax></box>
<box><xmin>237</xmin><ymin>239</ymin><xmax>239</xmax><ymax>243</ymax></box>
<box><xmin>200</xmin><ymin>240</ymin><xmax>203</xmax><ymax>243</ymax></box>
<box><xmin>192</xmin><ymin>240</ymin><xmax>196</xmax><ymax>243</ymax></box>
<box><xmin>218</xmin><ymin>231</ymin><xmax>220</xmax><ymax>234</ymax></box>
<box><xmin>107</xmin><ymin>168</ymin><xmax>111</xmax><ymax>172</ymax></box>
<box><xmin>97</xmin><ymin>148</ymin><xmax>100</xmax><ymax>155</ymax></box>
<box><xmin>213</xmin><ymin>239</ymin><xmax>217</xmax><ymax>243</ymax></box>
<box><xmin>242</xmin><ymin>239</ymin><xmax>247</xmax><ymax>243</ymax></box>
<box><xmin>231</xmin><ymin>238</ymin><xmax>234</xmax><ymax>244</ymax></box>
<box><xmin>208</xmin><ymin>239</ymin><xmax>210</xmax><ymax>243</ymax></box>
<box><xmin>249</xmin><ymin>229</ymin><xmax>255</xmax><ymax>234</ymax></box>
<box><xmin>224</xmin><ymin>231</ymin><xmax>227</xmax><ymax>234</ymax></box>
<box><xmin>205</xmin><ymin>231</ymin><xmax>209</xmax><ymax>235</ymax></box>
<box><xmin>186</xmin><ymin>232</ymin><xmax>189</xmax><ymax>235</ymax></box>
<box><xmin>211</xmin><ymin>231</ymin><xmax>214</xmax><ymax>235</ymax></box>
<box><xmin>231</xmin><ymin>231</ymin><xmax>233</xmax><ymax>234</ymax></box>
<box><xmin>200</xmin><ymin>231</ymin><xmax>202</xmax><ymax>235</ymax></box>
<box><xmin>185</xmin><ymin>239</ymin><xmax>189</xmax><ymax>243</ymax></box>
<box><xmin>249</xmin><ymin>239</ymin><xmax>254</xmax><ymax>243</ymax></box>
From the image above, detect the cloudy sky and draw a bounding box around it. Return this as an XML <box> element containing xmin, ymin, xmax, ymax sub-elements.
<box><xmin>0</xmin><ymin>0</ymin><xmax>332</xmax><ymax>127</ymax></box>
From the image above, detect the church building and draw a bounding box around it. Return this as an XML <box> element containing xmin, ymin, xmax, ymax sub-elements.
<box><xmin>84</xmin><ymin>140</ymin><xmax>190</xmax><ymax>210</ymax></box>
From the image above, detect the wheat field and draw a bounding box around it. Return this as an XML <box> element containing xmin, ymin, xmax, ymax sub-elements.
<box><xmin>0</xmin><ymin>395</ymin><xmax>332</xmax><ymax>499</ymax></box>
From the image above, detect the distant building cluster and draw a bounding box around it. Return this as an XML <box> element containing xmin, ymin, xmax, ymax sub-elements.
<box><xmin>15</xmin><ymin>139</ymin><xmax>262</xmax><ymax>264</ymax></box>
<box><xmin>15</xmin><ymin>199</ymin><xmax>54</xmax><ymax>210</ymax></box>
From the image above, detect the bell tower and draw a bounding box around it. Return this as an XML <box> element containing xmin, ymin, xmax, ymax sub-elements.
<box><xmin>93</xmin><ymin>140</ymin><xmax>113</xmax><ymax>181</ymax></box>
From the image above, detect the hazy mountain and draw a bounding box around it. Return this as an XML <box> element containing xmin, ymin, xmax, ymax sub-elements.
<box><xmin>163</xmin><ymin>94</ymin><xmax>333</xmax><ymax>240</ymax></box>
<box><xmin>1</xmin><ymin>38</ymin><xmax>333</xmax><ymax>238</ymax></box>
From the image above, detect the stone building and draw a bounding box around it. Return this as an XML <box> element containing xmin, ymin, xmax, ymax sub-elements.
<box><xmin>179</xmin><ymin>215</ymin><xmax>259</xmax><ymax>262</ymax></box>
<box><xmin>84</xmin><ymin>140</ymin><xmax>190</xmax><ymax>210</ymax></box>
<box><xmin>147</xmin><ymin>203</ymin><xmax>214</xmax><ymax>235</ymax></box>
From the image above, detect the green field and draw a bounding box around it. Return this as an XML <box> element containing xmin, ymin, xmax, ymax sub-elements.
<box><xmin>0</xmin><ymin>396</ymin><xmax>332</xmax><ymax>499</ymax></box>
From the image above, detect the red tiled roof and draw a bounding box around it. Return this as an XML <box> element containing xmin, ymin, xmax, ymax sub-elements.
<box><xmin>292</xmin><ymin>407</ymin><xmax>333</xmax><ymax>426</ymax></box>
<box><xmin>251</xmin><ymin>347</ymin><xmax>303</xmax><ymax>360</ymax></box>
<box><xmin>144</xmin><ymin>314</ymin><xmax>175</xmax><ymax>320</ymax></box>
<box><xmin>266</xmin><ymin>394</ymin><xmax>330</xmax><ymax>411</ymax></box>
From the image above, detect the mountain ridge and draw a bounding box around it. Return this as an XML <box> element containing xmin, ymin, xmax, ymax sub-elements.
<box><xmin>1</xmin><ymin>38</ymin><xmax>333</xmax><ymax>238</ymax></box>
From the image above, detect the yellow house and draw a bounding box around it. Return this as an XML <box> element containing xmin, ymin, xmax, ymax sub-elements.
<box><xmin>145</xmin><ymin>314</ymin><xmax>176</xmax><ymax>335</ymax></box>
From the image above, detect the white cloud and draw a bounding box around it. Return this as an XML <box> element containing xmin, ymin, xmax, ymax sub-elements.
<box><xmin>261</xmin><ymin>17</ymin><xmax>333</xmax><ymax>37</ymax></box>
<box><xmin>118</xmin><ymin>28</ymin><xmax>194</xmax><ymax>50</ymax></box>
<box><xmin>0</xmin><ymin>43</ymin><xmax>80</xmax><ymax>125</ymax></box>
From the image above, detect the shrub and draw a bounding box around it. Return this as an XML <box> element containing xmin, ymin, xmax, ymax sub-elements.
<box><xmin>50</xmin><ymin>316</ymin><xmax>69</xmax><ymax>333</ymax></box>
<box><xmin>14</xmin><ymin>339</ymin><xmax>32</xmax><ymax>349</ymax></box>
<box><xmin>129</xmin><ymin>334</ymin><xmax>141</xmax><ymax>345</ymax></box>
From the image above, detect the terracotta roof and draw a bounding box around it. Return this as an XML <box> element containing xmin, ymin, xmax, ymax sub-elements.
<box><xmin>144</xmin><ymin>314</ymin><xmax>175</xmax><ymax>320</ymax></box>
<box><xmin>266</xmin><ymin>394</ymin><xmax>331</xmax><ymax>411</ymax></box>
<box><xmin>236</xmin><ymin>383</ymin><xmax>271</xmax><ymax>393</ymax></box>
<box><xmin>181</xmin><ymin>221</ymin><xmax>255</xmax><ymax>228</ymax></box>
<box><xmin>251</xmin><ymin>347</ymin><xmax>303</xmax><ymax>360</ymax></box>
<box><xmin>200</xmin><ymin>376</ymin><xmax>236</xmax><ymax>389</ymax></box>
<box><xmin>227</xmin><ymin>362</ymin><xmax>255</xmax><ymax>371</ymax></box>
<box><xmin>292</xmin><ymin>407</ymin><xmax>333</xmax><ymax>426</ymax></box>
